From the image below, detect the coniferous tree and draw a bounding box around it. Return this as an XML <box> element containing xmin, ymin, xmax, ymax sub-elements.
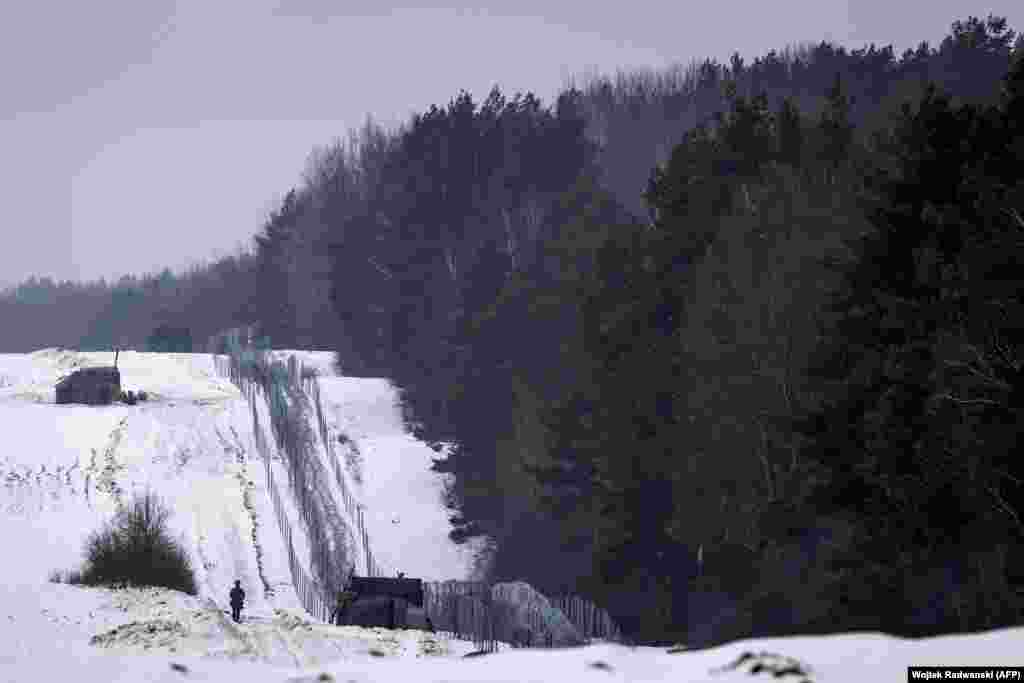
<box><xmin>818</xmin><ymin>73</ymin><xmax>855</xmax><ymax>183</ymax></box>
<box><xmin>252</xmin><ymin>188</ymin><xmax>307</xmax><ymax>348</ymax></box>
<box><xmin>777</xmin><ymin>97</ymin><xmax>803</xmax><ymax>168</ymax></box>
<box><xmin>790</xmin><ymin>53</ymin><xmax>1024</xmax><ymax>635</ymax></box>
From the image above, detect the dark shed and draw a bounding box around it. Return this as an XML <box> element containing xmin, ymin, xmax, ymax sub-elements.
<box><xmin>350</xmin><ymin>577</ymin><xmax>424</xmax><ymax>608</ymax></box>
<box><xmin>342</xmin><ymin>576</ymin><xmax>426</xmax><ymax>629</ymax></box>
<box><xmin>55</xmin><ymin>366</ymin><xmax>121</xmax><ymax>405</ymax></box>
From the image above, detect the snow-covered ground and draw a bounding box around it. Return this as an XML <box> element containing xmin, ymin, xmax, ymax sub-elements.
<box><xmin>308</xmin><ymin>371</ymin><xmax>479</xmax><ymax>580</ymax></box>
<box><xmin>0</xmin><ymin>348</ymin><xmax>1020</xmax><ymax>682</ymax></box>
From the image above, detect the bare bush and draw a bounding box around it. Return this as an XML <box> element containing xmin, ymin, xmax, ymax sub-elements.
<box><xmin>69</xmin><ymin>489</ymin><xmax>197</xmax><ymax>595</ymax></box>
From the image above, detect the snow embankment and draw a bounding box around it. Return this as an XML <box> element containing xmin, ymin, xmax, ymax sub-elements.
<box><xmin>4</xmin><ymin>579</ymin><xmax>1023</xmax><ymax>683</ymax></box>
<box><xmin>0</xmin><ymin>581</ymin><xmax>478</xmax><ymax>682</ymax></box>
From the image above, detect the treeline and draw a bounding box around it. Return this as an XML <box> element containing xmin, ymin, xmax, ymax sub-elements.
<box><xmin>362</xmin><ymin>14</ymin><xmax>1023</xmax><ymax>645</ymax></box>
<box><xmin>0</xmin><ymin>253</ymin><xmax>261</xmax><ymax>353</ymax></box>
<box><xmin>2</xmin><ymin>14</ymin><xmax>1022</xmax><ymax>646</ymax></box>
<box><xmin>536</xmin><ymin>21</ymin><xmax>1024</xmax><ymax>644</ymax></box>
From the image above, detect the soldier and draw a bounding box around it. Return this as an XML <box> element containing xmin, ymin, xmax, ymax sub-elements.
<box><xmin>229</xmin><ymin>580</ymin><xmax>245</xmax><ymax>623</ymax></box>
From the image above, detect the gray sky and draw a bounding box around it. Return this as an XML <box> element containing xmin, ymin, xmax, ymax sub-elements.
<box><xmin>1</xmin><ymin>0</ymin><xmax>1019</xmax><ymax>285</ymax></box>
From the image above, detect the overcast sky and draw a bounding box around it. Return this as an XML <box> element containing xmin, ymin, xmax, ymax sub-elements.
<box><xmin>1</xmin><ymin>0</ymin><xmax>1019</xmax><ymax>286</ymax></box>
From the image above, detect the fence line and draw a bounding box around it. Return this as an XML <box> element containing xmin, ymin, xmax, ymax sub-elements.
<box><xmin>420</xmin><ymin>581</ymin><xmax>623</xmax><ymax>652</ymax></box>
<box><xmin>215</xmin><ymin>352</ymin><xmax>620</xmax><ymax>647</ymax></box>
<box><xmin>214</xmin><ymin>350</ymin><xmax>386</xmax><ymax>624</ymax></box>
<box><xmin>260</xmin><ymin>387</ymin><xmax>330</xmax><ymax>622</ymax></box>
<box><xmin>285</xmin><ymin>355</ymin><xmax>380</xmax><ymax>578</ymax></box>
<box><xmin>303</xmin><ymin>373</ymin><xmax>371</xmax><ymax>575</ymax></box>
<box><xmin>551</xmin><ymin>595</ymin><xmax>622</xmax><ymax>641</ymax></box>
<box><xmin>216</xmin><ymin>353</ymin><xmax>336</xmax><ymax>620</ymax></box>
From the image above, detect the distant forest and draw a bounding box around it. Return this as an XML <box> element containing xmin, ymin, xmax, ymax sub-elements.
<box><xmin>4</xmin><ymin>15</ymin><xmax>1022</xmax><ymax>647</ymax></box>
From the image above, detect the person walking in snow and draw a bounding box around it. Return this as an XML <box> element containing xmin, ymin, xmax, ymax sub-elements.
<box><xmin>229</xmin><ymin>580</ymin><xmax>245</xmax><ymax>623</ymax></box>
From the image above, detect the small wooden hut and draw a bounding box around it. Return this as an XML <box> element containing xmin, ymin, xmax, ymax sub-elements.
<box><xmin>55</xmin><ymin>351</ymin><xmax>121</xmax><ymax>405</ymax></box>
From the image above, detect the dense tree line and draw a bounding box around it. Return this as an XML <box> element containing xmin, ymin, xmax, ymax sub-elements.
<box><xmin>1</xmin><ymin>13</ymin><xmax>1021</xmax><ymax>647</ymax></box>
<box><xmin>0</xmin><ymin>252</ymin><xmax>261</xmax><ymax>354</ymax></box>
<box><xmin>536</xmin><ymin>17</ymin><xmax>1022</xmax><ymax>643</ymax></box>
<box><xmin>328</xmin><ymin>90</ymin><xmax>607</xmax><ymax>589</ymax></box>
<box><xmin>574</xmin><ymin>15</ymin><xmax>1023</xmax><ymax>219</ymax></box>
<box><xmin>415</xmin><ymin>15</ymin><xmax>1023</xmax><ymax>644</ymax></box>
<box><xmin>393</xmin><ymin>15</ymin><xmax>1023</xmax><ymax>645</ymax></box>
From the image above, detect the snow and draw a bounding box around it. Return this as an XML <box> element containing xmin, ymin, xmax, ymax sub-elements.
<box><xmin>310</xmin><ymin>373</ymin><xmax>480</xmax><ymax>580</ymax></box>
<box><xmin>0</xmin><ymin>348</ymin><xmax>1020</xmax><ymax>682</ymax></box>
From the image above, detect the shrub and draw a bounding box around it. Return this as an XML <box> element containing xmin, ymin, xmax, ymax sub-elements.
<box><xmin>74</xmin><ymin>489</ymin><xmax>197</xmax><ymax>595</ymax></box>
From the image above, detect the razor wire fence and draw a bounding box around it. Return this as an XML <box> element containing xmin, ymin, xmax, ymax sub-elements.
<box><xmin>213</xmin><ymin>348</ymin><xmax>620</xmax><ymax>647</ymax></box>
<box><xmin>303</xmin><ymin>370</ymin><xmax>382</xmax><ymax>578</ymax></box>
<box><xmin>421</xmin><ymin>581</ymin><xmax>624</xmax><ymax>653</ymax></box>
<box><xmin>246</xmin><ymin>360</ymin><xmax>332</xmax><ymax>622</ymax></box>
<box><xmin>213</xmin><ymin>347</ymin><xmax>383</xmax><ymax>624</ymax></box>
<box><xmin>551</xmin><ymin>594</ymin><xmax>623</xmax><ymax>642</ymax></box>
<box><xmin>217</xmin><ymin>353</ymin><xmax>372</xmax><ymax>569</ymax></box>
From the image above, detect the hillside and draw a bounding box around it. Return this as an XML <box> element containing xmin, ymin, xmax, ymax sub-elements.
<box><xmin>0</xmin><ymin>349</ymin><xmax>477</xmax><ymax>666</ymax></box>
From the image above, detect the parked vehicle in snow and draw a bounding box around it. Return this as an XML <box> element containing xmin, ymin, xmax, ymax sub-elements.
<box><xmin>339</xmin><ymin>575</ymin><xmax>427</xmax><ymax>630</ymax></box>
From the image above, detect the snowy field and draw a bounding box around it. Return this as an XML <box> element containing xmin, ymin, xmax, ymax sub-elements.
<box><xmin>0</xmin><ymin>348</ymin><xmax>1020</xmax><ymax>682</ymax></box>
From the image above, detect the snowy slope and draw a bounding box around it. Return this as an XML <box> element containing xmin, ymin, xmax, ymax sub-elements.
<box><xmin>0</xmin><ymin>349</ymin><xmax>300</xmax><ymax>610</ymax></box>
<box><xmin>307</xmin><ymin>371</ymin><xmax>479</xmax><ymax>580</ymax></box>
<box><xmin>0</xmin><ymin>348</ymin><xmax>473</xmax><ymax>595</ymax></box>
<box><xmin>0</xmin><ymin>348</ymin><xmax>1020</xmax><ymax>681</ymax></box>
<box><xmin>0</xmin><ymin>348</ymin><xmax>482</xmax><ymax>671</ymax></box>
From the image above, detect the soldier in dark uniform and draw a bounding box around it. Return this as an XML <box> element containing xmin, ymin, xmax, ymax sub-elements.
<box><xmin>229</xmin><ymin>580</ymin><xmax>245</xmax><ymax>623</ymax></box>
